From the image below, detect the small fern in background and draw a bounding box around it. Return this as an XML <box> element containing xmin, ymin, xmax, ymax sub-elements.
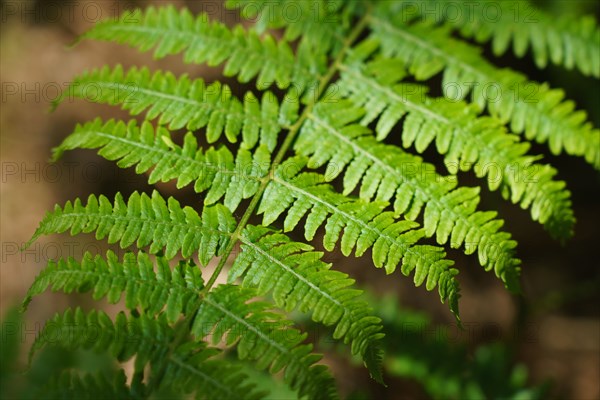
<box><xmin>21</xmin><ymin>1</ymin><xmax>598</xmax><ymax>398</ymax></box>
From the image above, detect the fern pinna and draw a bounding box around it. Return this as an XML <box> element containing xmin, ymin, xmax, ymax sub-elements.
<box><xmin>23</xmin><ymin>1</ymin><xmax>598</xmax><ymax>398</ymax></box>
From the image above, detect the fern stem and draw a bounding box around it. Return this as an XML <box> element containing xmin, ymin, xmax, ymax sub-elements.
<box><xmin>203</xmin><ymin>12</ymin><xmax>372</xmax><ymax>292</ymax></box>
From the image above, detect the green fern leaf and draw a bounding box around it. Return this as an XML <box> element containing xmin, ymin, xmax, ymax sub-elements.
<box><xmin>297</xmin><ymin>101</ymin><xmax>521</xmax><ymax>289</ymax></box>
<box><xmin>259</xmin><ymin>156</ymin><xmax>461</xmax><ymax>315</ymax></box>
<box><xmin>52</xmin><ymin>119</ymin><xmax>271</xmax><ymax>212</ymax></box>
<box><xmin>22</xmin><ymin>3</ymin><xmax>599</xmax><ymax>397</ymax></box>
<box><xmin>338</xmin><ymin>56</ymin><xmax>575</xmax><ymax>240</ymax></box>
<box><xmin>30</xmin><ymin>308</ymin><xmax>264</xmax><ymax>400</ymax></box>
<box><xmin>26</xmin><ymin>192</ymin><xmax>235</xmax><ymax>264</ymax></box>
<box><xmin>23</xmin><ymin>248</ymin><xmax>350</xmax><ymax>396</ymax></box>
<box><xmin>24</xmin><ymin>234</ymin><xmax>387</xmax><ymax>385</ymax></box>
<box><xmin>193</xmin><ymin>284</ymin><xmax>339</xmax><ymax>400</ymax></box>
<box><xmin>36</xmin><ymin>370</ymin><xmax>135</xmax><ymax>400</ymax></box>
<box><xmin>404</xmin><ymin>0</ymin><xmax>600</xmax><ymax>77</ymax></box>
<box><xmin>56</xmin><ymin>66</ymin><xmax>294</xmax><ymax>150</ymax></box>
<box><xmin>80</xmin><ymin>6</ymin><xmax>321</xmax><ymax>93</ymax></box>
<box><xmin>22</xmin><ymin>251</ymin><xmax>204</xmax><ymax>323</ymax></box>
<box><xmin>225</xmin><ymin>0</ymin><xmax>361</xmax><ymax>56</ymax></box>
<box><xmin>231</xmin><ymin>224</ymin><xmax>385</xmax><ymax>383</ymax></box>
<box><xmin>50</xmin><ymin>115</ymin><xmax>458</xmax><ymax>312</ymax></box>
<box><xmin>369</xmin><ymin>11</ymin><xmax>600</xmax><ymax>169</ymax></box>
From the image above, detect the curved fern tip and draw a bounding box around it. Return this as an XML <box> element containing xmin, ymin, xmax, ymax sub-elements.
<box><xmin>20</xmin><ymin>297</ymin><xmax>32</xmax><ymax>313</ymax></box>
<box><xmin>22</xmin><ymin>230</ymin><xmax>42</xmax><ymax>252</ymax></box>
<box><xmin>67</xmin><ymin>34</ymin><xmax>85</xmax><ymax>50</ymax></box>
<box><xmin>50</xmin><ymin>147</ymin><xmax>63</xmax><ymax>162</ymax></box>
<box><xmin>365</xmin><ymin>342</ymin><xmax>386</xmax><ymax>386</ymax></box>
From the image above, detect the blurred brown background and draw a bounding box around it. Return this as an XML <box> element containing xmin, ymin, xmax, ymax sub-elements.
<box><xmin>1</xmin><ymin>0</ymin><xmax>599</xmax><ymax>399</ymax></box>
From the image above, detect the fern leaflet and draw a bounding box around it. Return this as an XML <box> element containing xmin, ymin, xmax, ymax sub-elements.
<box><xmin>403</xmin><ymin>0</ymin><xmax>600</xmax><ymax>77</ymax></box>
<box><xmin>297</xmin><ymin>101</ymin><xmax>521</xmax><ymax>289</ymax></box>
<box><xmin>231</xmin><ymin>225</ymin><xmax>385</xmax><ymax>382</ymax></box>
<box><xmin>193</xmin><ymin>284</ymin><xmax>339</xmax><ymax>399</ymax></box>
<box><xmin>369</xmin><ymin>10</ymin><xmax>600</xmax><ymax>169</ymax></box>
<box><xmin>26</xmin><ymin>191</ymin><xmax>236</xmax><ymax>264</ymax></box>
<box><xmin>260</xmin><ymin>157</ymin><xmax>461</xmax><ymax>315</ymax></box>
<box><xmin>53</xmin><ymin>119</ymin><xmax>271</xmax><ymax>212</ymax></box>
<box><xmin>338</xmin><ymin>54</ymin><xmax>575</xmax><ymax>240</ymax></box>
<box><xmin>36</xmin><ymin>370</ymin><xmax>135</xmax><ymax>400</ymax></box>
<box><xmin>30</xmin><ymin>308</ymin><xmax>263</xmax><ymax>399</ymax></box>
<box><xmin>225</xmin><ymin>0</ymin><xmax>361</xmax><ymax>57</ymax></box>
<box><xmin>25</xmin><ymin>254</ymin><xmax>341</xmax><ymax>398</ymax></box>
<box><xmin>22</xmin><ymin>251</ymin><xmax>204</xmax><ymax>323</ymax></box>
<box><xmin>56</xmin><ymin>66</ymin><xmax>297</xmax><ymax>150</ymax></box>
<box><xmin>80</xmin><ymin>6</ymin><xmax>322</xmax><ymax>94</ymax></box>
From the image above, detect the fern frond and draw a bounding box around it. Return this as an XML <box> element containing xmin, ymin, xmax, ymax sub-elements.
<box><xmin>57</xmin><ymin>66</ymin><xmax>297</xmax><ymax>150</ymax></box>
<box><xmin>26</xmin><ymin>192</ymin><xmax>236</xmax><ymax>264</ymax></box>
<box><xmin>22</xmin><ymin>3</ymin><xmax>599</xmax><ymax>398</ymax></box>
<box><xmin>52</xmin><ymin>119</ymin><xmax>271</xmax><ymax>212</ymax></box>
<box><xmin>192</xmin><ymin>284</ymin><xmax>339</xmax><ymax>399</ymax></box>
<box><xmin>22</xmin><ymin>251</ymin><xmax>204</xmax><ymax>323</ymax></box>
<box><xmin>225</xmin><ymin>0</ymin><xmax>362</xmax><ymax>56</ymax></box>
<box><xmin>24</xmin><ymin>238</ymin><xmax>385</xmax><ymax>385</ymax></box>
<box><xmin>297</xmin><ymin>101</ymin><xmax>521</xmax><ymax>289</ymax></box>
<box><xmin>403</xmin><ymin>0</ymin><xmax>600</xmax><ymax>77</ymax></box>
<box><xmin>24</xmin><ymin>248</ymin><xmax>343</xmax><ymax>396</ymax></box>
<box><xmin>230</xmin><ymin>225</ymin><xmax>385</xmax><ymax>383</ymax></box>
<box><xmin>48</xmin><ymin>117</ymin><xmax>458</xmax><ymax>314</ymax></box>
<box><xmin>338</xmin><ymin>55</ymin><xmax>575</xmax><ymax>240</ymax></box>
<box><xmin>80</xmin><ymin>6</ymin><xmax>321</xmax><ymax>93</ymax></box>
<box><xmin>369</xmin><ymin>12</ymin><xmax>600</xmax><ymax>169</ymax></box>
<box><xmin>31</xmin><ymin>309</ymin><xmax>263</xmax><ymax>400</ymax></box>
<box><xmin>259</xmin><ymin>156</ymin><xmax>461</xmax><ymax>315</ymax></box>
<box><xmin>37</xmin><ymin>370</ymin><xmax>135</xmax><ymax>400</ymax></box>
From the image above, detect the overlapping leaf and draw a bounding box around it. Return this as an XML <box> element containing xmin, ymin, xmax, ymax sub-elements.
<box><xmin>231</xmin><ymin>225</ymin><xmax>385</xmax><ymax>382</ymax></box>
<box><xmin>80</xmin><ymin>5</ymin><xmax>322</xmax><ymax>93</ymax></box>
<box><xmin>369</xmin><ymin>10</ymin><xmax>600</xmax><ymax>169</ymax></box>
<box><xmin>22</xmin><ymin>251</ymin><xmax>204</xmax><ymax>323</ymax></box>
<box><xmin>338</xmin><ymin>54</ymin><xmax>575</xmax><ymax>240</ymax></box>
<box><xmin>192</xmin><ymin>284</ymin><xmax>339</xmax><ymax>399</ymax></box>
<box><xmin>30</xmin><ymin>309</ymin><xmax>263</xmax><ymax>400</ymax></box>
<box><xmin>259</xmin><ymin>157</ymin><xmax>461</xmax><ymax>315</ymax></box>
<box><xmin>25</xmin><ymin>251</ymin><xmax>339</xmax><ymax>399</ymax></box>
<box><xmin>53</xmin><ymin>119</ymin><xmax>271</xmax><ymax>212</ymax></box>
<box><xmin>36</xmin><ymin>370</ymin><xmax>134</xmax><ymax>400</ymax></box>
<box><xmin>296</xmin><ymin>101</ymin><xmax>521</xmax><ymax>289</ymax></box>
<box><xmin>225</xmin><ymin>0</ymin><xmax>363</xmax><ymax>56</ymax></box>
<box><xmin>400</xmin><ymin>0</ymin><xmax>600</xmax><ymax>77</ymax></box>
<box><xmin>56</xmin><ymin>66</ymin><xmax>297</xmax><ymax>150</ymax></box>
<box><xmin>26</xmin><ymin>192</ymin><xmax>235</xmax><ymax>264</ymax></box>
